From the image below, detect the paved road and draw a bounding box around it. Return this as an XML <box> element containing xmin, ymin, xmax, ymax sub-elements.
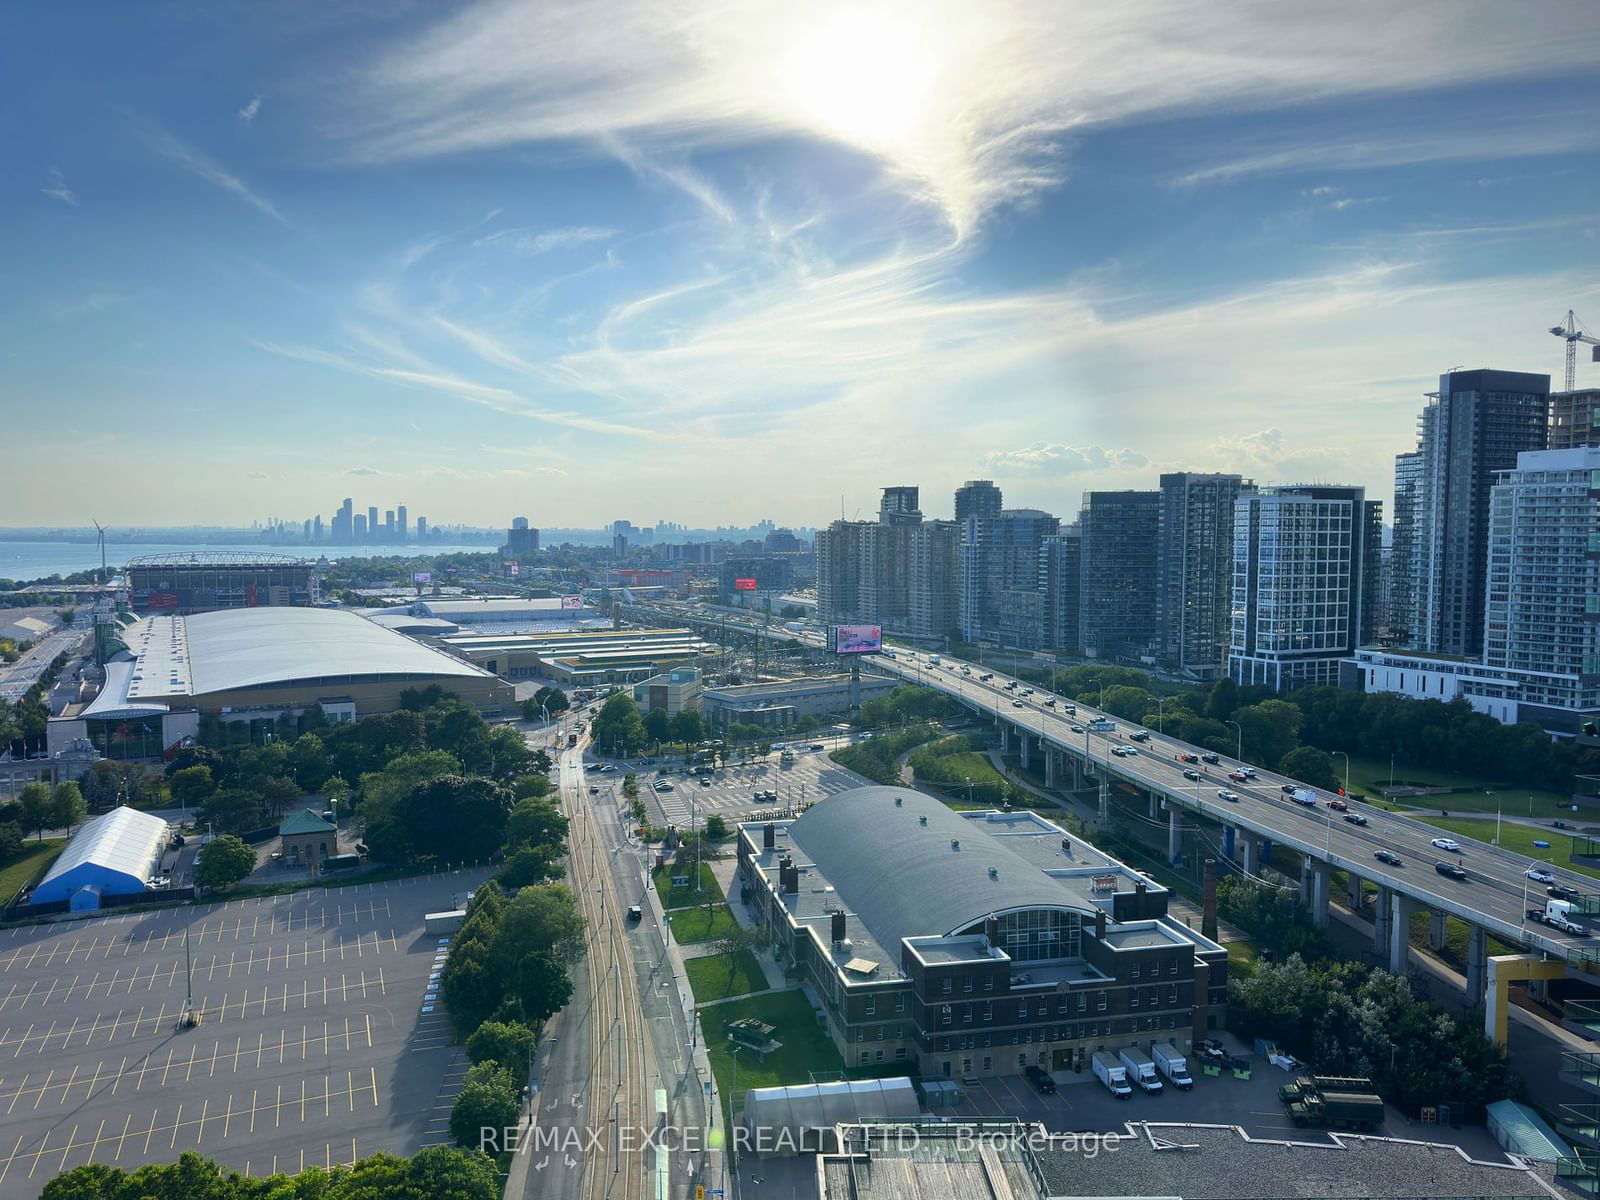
<box><xmin>0</xmin><ymin>630</ymin><xmax>86</xmax><ymax>702</ymax></box>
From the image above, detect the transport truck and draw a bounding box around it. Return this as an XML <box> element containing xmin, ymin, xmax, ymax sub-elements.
<box><xmin>1278</xmin><ymin>1075</ymin><xmax>1376</xmax><ymax>1104</ymax></box>
<box><xmin>424</xmin><ymin>910</ymin><xmax>466</xmax><ymax>935</ymax></box>
<box><xmin>1290</xmin><ymin>788</ymin><xmax>1318</xmax><ymax>807</ymax></box>
<box><xmin>1151</xmin><ymin>1043</ymin><xmax>1194</xmax><ymax>1090</ymax></box>
<box><xmin>1285</xmin><ymin>1090</ymin><xmax>1384</xmax><ymax>1131</ymax></box>
<box><xmin>1092</xmin><ymin>1051</ymin><xmax>1133</xmax><ymax>1099</ymax></box>
<box><xmin>1528</xmin><ymin>898</ymin><xmax>1590</xmax><ymax>936</ymax></box>
<box><xmin>1117</xmin><ymin>1047</ymin><xmax>1164</xmax><ymax>1095</ymax></box>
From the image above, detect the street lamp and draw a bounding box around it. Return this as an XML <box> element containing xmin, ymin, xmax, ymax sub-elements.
<box><xmin>1331</xmin><ymin>750</ymin><xmax>1350</xmax><ymax>798</ymax></box>
<box><xmin>1224</xmin><ymin>719</ymin><xmax>1242</xmax><ymax>764</ymax></box>
<box><xmin>1155</xmin><ymin>696</ymin><xmax>1175</xmax><ymax>734</ymax></box>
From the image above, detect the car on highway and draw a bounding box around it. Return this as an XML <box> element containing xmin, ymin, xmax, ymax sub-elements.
<box><xmin>1217</xmin><ymin>789</ymin><xmax>1240</xmax><ymax>802</ymax></box>
<box><xmin>585</xmin><ymin>763</ymin><xmax>602</xmax><ymax>772</ymax></box>
<box><xmin>1551</xmin><ymin>884</ymin><xmax>1582</xmax><ymax>901</ymax></box>
<box><xmin>1012</xmin><ymin>699</ymin><xmax>1025</xmax><ymax>707</ymax></box>
<box><xmin>1343</xmin><ymin>812</ymin><xmax>1369</xmax><ymax>826</ymax></box>
<box><xmin>1326</xmin><ymin>799</ymin><xmax>1348</xmax><ymax>812</ymax></box>
<box><xmin>1238</xmin><ymin>767</ymin><xmax>1258</xmax><ymax>779</ymax></box>
<box><xmin>1280</xmin><ymin>783</ymin><xmax>1298</xmax><ymax>794</ymax></box>
<box><xmin>1430</xmin><ymin>837</ymin><xmax>1462</xmax><ymax>852</ymax></box>
<box><xmin>1043</xmin><ymin>697</ymin><xmax>1056</xmax><ymax>707</ymax></box>
<box><xmin>1200</xmin><ymin>753</ymin><xmax>1220</xmax><ymax>765</ymax></box>
<box><xmin>1435</xmin><ymin>861</ymin><xmax>1468</xmax><ymax>880</ymax></box>
<box><xmin>1228</xmin><ymin>771</ymin><xmax>1249</xmax><ymax>782</ymax></box>
<box><xmin>1374</xmin><ymin>850</ymin><xmax>1403</xmax><ymax>866</ymax></box>
<box><xmin>1183</xmin><ymin>769</ymin><xmax>1202</xmax><ymax>781</ymax></box>
<box><xmin>1128</xmin><ymin>731</ymin><xmax>1150</xmax><ymax>743</ymax></box>
<box><xmin>1526</xmin><ymin>867</ymin><xmax>1555</xmax><ymax>884</ymax></box>
<box><xmin>810</xmin><ymin>743</ymin><xmax>826</xmax><ymax>751</ymax></box>
<box><xmin>1112</xmin><ymin>746</ymin><xmax>1138</xmax><ymax>757</ymax></box>
<box><xmin>600</xmin><ymin>764</ymin><xmax>618</xmax><ymax>773</ymax></box>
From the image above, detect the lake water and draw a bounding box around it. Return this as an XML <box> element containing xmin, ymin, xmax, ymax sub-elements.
<box><xmin>0</xmin><ymin>541</ymin><xmax>497</xmax><ymax>581</ymax></box>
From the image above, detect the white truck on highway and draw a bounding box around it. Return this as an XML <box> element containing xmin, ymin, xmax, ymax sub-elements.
<box><xmin>1528</xmin><ymin>898</ymin><xmax>1589</xmax><ymax>936</ymax></box>
<box><xmin>1118</xmin><ymin>1047</ymin><xmax>1164</xmax><ymax>1095</ymax></box>
<box><xmin>1290</xmin><ymin>788</ymin><xmax>1318</xmax><ymax>807</ymax></box>
<box><xmin>1092</xmin><ymin>1051</ymin><xmax>1133</xmax><ymax>1099</ymax></box>
<box><xmin>1151</xmin><ymin>1043</ymin><xmax>1194</xmax><ymax>1090</ymax></box>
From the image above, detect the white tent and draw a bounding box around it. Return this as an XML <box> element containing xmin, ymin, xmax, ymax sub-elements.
<box><xmin>742</xmin><ymin>1077</ymin><xmax>920</xmax><ymax>1155</ymax></box>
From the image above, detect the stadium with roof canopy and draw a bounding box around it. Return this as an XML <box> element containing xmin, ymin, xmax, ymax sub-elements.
<box><xmin>47</xmin><ymin>607</ymin><xmax>512</xmax><ymax>763</ymax></box>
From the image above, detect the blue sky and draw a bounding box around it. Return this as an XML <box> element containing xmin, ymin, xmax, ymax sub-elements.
<box><xmin>5</xmin><ymin>0</ymin><xmax>1600</xmax><ymax>528</ymax></box>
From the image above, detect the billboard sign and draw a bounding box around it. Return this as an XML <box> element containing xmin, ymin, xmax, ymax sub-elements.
<box><xmin>560</xmin><ymin>595</ymin><xmax>583</xmax><ymax>610</ymax></box>
<box><xmin>733</xmin><ymin>577</ymin><xmax>758</xmax><ymax>591</ymax></box>
<box><xmin>833</xmin><ymin>624</ymin><xmax>882</xmax><ymax>655</ymax></box>
<box><xmin>412</xmin><ymin>571</ymin><xmax>432</xmax><ymax>585</ymax></box>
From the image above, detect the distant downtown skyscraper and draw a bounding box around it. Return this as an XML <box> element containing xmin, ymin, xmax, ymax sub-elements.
<box><xmin>1408</xmin><ymin>368</ymin><xmax>1549</xmax><ymax>658</ymax></box>
<box><xmin>1229</xmin><ymin>484</ymin><xmax>1381</xmax><ymax>690</ymax></box>
<box><xmin>955</xmin><ymin>480</ymin><xmax>1005</xmax><ymax>641</ymax></box>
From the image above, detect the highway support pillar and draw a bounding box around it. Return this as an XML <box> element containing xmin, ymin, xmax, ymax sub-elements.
<box><xmin>1070</xmin><ymin>755</ymin><xmax>1084</xmax><ymax>789</ymax></box>
<box><xmin>1428</xmin><ymin>910</ymin><xmax>1449</xmax><ymax>952</ymax></box>
<box><xmin>1240</xmin><ymin>833</ymin><xmax>1257</xmax><ymax>877</ymax></box>
<box><xmin>1465</xmin><ymin>925</ymin><xmax>1488</xmax><ymax>1005</ymax></box>
<box><xmin>1347</xmin><ymin>871</ymin><xmax>1363</xmax><ymax>909</ymax></box>
<box><xmin>1223</xmin><ymin>825</ymin><xmax>1235</xmax><ymax>862</ymax></box>
<box><xmin>1044</xmin><ymin>749</ymin><xmax>1057</xmax><ymax>789</ymax></box>
<box><xmin>1299</xmin><ymin>857</ymin><xmax>1314</xmax><ymax>904</ymax></box>
<box><xmin>1309</xmin><ymin>862</ymin><xmax>1330</xmax><ymax>928</ymax></box>
<box><xmin>1389</xmin><ymin>892</ymin><xmax>1417</xmax><ymax>976</ymax></box>
<box><xmin>1149</xmin><ymin>792</ymin><xmax>1160</xmax><ymax>821</ymax></box>
<box><xmin>1485</xmin><ymin>954</ymin><xmax>1567</xmax><ymax>1048</ymax></box>
<box><xmin>998</xmin><ymin>724</ymin><xmax>1010</xmax><ymax>753</ymax></box>
<box><xmin>1019</xmin><ymin>733</ymin><xmax>1031</xmax><ymax>771</ymax></box>
<box><xmin>1168</xmin><ymin>807</ymin><xmax>1182</xmax><ymax>864</ymax></box>
<box><xmin>1373</xmin><ymin>886</ymin><xmax>1392</xmax><ymax>956</ymax></box>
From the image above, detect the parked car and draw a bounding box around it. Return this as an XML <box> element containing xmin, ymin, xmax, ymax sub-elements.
<box><xmin>1326</xmin><ymin>799</ymin><xmax>1348</xmax><ymax>812</ymax></box>
<box><xmin>1183</xmin><ymin>769</ymin><xmax>1202</xmax><ymax>781</ymax></box>
<box><xmin>1374</xmin><ymin>850</ymin><xmax>1403</xmax><ymax>866</ymax></box>
<box><xmin>589</xmin><ymin>786</ymin><xmax>600</xmax><ymax>795</ymax></box>
<box><xmin>654</xmin><ymin>781</ymin><xmax>674</xmax><ymax>792</ymax></box>
<box><xmin>1217</xmin><ymin>789</ymin><xmax>1240</xmax><ymax>802</ymax></box>
<box><xmin>700</xmin><ymin>777</ymin><xmax>712</xmax><ymax>787</ymax></box>
<box><xmin>1343</xmin><ymin>812</ymin><xmax>1369</xmax><ymax>826</ymax></box>
<box><xmin>1430</xmin><ymin>837</ymin><xmax>1461</xmax><ymax>853</ymax></box>
<box><xmin>1435</xmin><ymin>861</ymin><xmax>1468</xmax><ymax>880</ymax></box>
<box><xmin>1525</xmin><ymin>867</ymin><xmax>1555</xmax><ymax>884</ymax></box>
<box><xmin>1024</xmin><ymin>1064</ymin><xmax>1057</xmax><ymax>1094</ymax></box>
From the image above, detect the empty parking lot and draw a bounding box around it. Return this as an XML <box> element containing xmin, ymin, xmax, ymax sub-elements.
<box><xmin>0</xmin><ymin>867</ymin><xmax>490</xmax><ymax>1195</ymax></box>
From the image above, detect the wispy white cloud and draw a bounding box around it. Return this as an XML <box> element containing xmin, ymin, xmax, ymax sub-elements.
<box><xmin>136</xmin><ymin>117</ymin><xmax>285</xmax><ymax>223</ymax></box>
<box><xmin>337</xmin><ymin>0</ymin><xmax>1600</xmax><ymax>238</ymax></box>
<box><xmin>346</xmin><ymin>465</ymin><xmax>385</xmax><ymax>476</ymax></box>
<box><xmin>474</xmin><ymin>224</ymin><xmax>617</xmax><ymax>256</ymax></box>
<box><xmin>51</xmin><ymin>292</ymin><xmax>132</xmax><ymax>318</ymax></box>
<box><xmin>41</xmin><ymin>166</ymin><xmax>78</xmax><ymax>206</ymax></box>
<box><xmin>247</xmin><ymin>470</ymin><xmax>270</xmax><ymax>479</ymax></box>
<box><xmin>985</xmin><ymin>443</ymin><xmax>1147</xmax><ymax>473</ymax></box>
<box><xmin>238</xmin><ymin>94</ymin><xmax>263</xmax><ymax>123</ymax></box>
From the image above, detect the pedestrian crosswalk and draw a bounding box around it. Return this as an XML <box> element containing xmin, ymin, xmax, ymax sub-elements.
<box><xmin>646</xmin><ymin>777</ymin><xmax>857</xmax><ymax>827</ymax></box>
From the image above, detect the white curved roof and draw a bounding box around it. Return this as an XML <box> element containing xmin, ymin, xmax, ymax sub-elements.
<box><xmin>37</xmin><ymin>806</ymin><xmax>169</xmax><ymax>891</ymax></box>
<box><xmin>121</xmin><ymin>608</ymin><xmax>493</xmax><ymax>701</ymax></box>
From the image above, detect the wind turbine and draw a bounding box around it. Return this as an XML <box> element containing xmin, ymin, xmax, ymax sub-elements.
<box><xmin>93</xmin><ymin>520</ymin><xmax>106</xmax><ymax>583</ymax></box>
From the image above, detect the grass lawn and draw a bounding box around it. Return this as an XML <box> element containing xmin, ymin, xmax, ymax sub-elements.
<box><xmin>1336</xmin><ymin>752</ymin><xmax>1573</xmax><ymax>820</ymax></box>
<box><xmin>653</xmin><ymin>862</ymin><xmax>725</xmax><ymax>909</ymax></box>
<box><xmin>1226</xmin><ymin>939</ymin><xmax>1260</xmax><ymax>972</ymax></box>
<box><xmin>666</xmin><ymin>903</ymin><xmax>741</xmax><ymax>944</ymax></box>
<box><xmin>684</xmin><ymin>949</ymin><xmax>769</xmax><ymax>1004</ymax></box>
<box><xmin>0</xmin><ymin>839</ymin><xmax>67</xmax><ymax>907</ymax></box>
<box><xmin>1410</xmin><ymin>814</ymin><xmax>1600</xmax><ymax>881</ymax></box>
<box><xmin>700</xmin><ymin>990</ymin><xmax>845</xmax><ymax>1119</ymax></box>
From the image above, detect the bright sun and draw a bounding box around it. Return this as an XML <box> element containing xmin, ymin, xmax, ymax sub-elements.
<box><xmin>781</xmin><ymin>9</ymin><xmax>941</xmax><ymax>153</ymax></box>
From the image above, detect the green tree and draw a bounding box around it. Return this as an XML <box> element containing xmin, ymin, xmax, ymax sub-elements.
<box><xmin>356</xmin><ymin>750</ymin><xmax>461</xmax><ymax>822</ymax></box>
<box><xmin>509</xmin><ymin>951</ymin><xmax>574</xmax><ymax>1023</ymax></box>
<box><xmin>1205</xmin><ymin>676</ymin><xmax>1240</xmax><ymax>721</ymax></box>
<box><xmin>494</xmin><ymin>884</ymin><xmax>588</xmax><ymax>966</ymax></box>
<box><xmin>425</xmin><ymin>701</ymin><xmax>493</xmax><ymax>773</ymax></box>
<box><xmin>0</xmin><ymin>821</ymin><xmax>24</xmax><ymax>861</ymax></box>
<box><xmin>643</xmin><ymin>707</ymin><xmax>672</xmax><ymax>745</ymax></box>
<box><xmin>505</xmin><ymin>797</ymin><xmax>568</xmax><ymax>853</ymax></box>
<box><xmin>670</xmin><ymin>709</ymin><xmax>704</xmax><ymax>744</ymax></box>
<box><xmin>288</xmin><ymin>732</ymin><xmax>332</xmax><ymax>792</ymax></box>
<box><xmin>532</xmin><ymin>686</ymin><xmax>569</xmax><ymax>717</ymax></box>
<box><xmin>703</xmin><ymin>813</ymin><xmax>729</xmax><ymax>839</ymax></box>
<box><xmin>1278</xmin><ymin>746</ymin><xmax>1340</xmax><ymax>791</ymax></box>
<box><xmin>194</xmin><ymin>834</ymin><xmax>257</xmax><ymax>890</ymax></box>
<box><xmin>1099</xmin><ymin>685</ymin><xmax>1156</xmax><ymax>721</ymax></box>
<box><xmin>50</xmin><ymin>781</ymin><xmax>86</xmax><ymax>832</ymax></box>
<box><xmin>449</xmin><ymin>1062</ymin><xmax>519</xmax><ymax>1151</ymax></box>
<box><xmin>465</xmin><ymin>1020</ymin><xmax>538</xmax><ymax>1090</ymax></box>
<box><xmin>591</xmin><ymin>692</ymin><xmax>647</xmax><ymax>755</ymax></box>
<box><xmin>18</xmin><ymin>782</ymin><xmax>52</xmax><ymax>841</ymax></box>
<box><xmin>198</xmin><ymin>788</ymin><xmax>264</xmax><ymax>835</ymax></box>
<box><xmin>255</xmin><ymin>776</ymin><xmax>302</xmax><ymax>820</ymax></box>
<box><xmin>169</xmin><ymin>764</ymin><xmax>216</xmax><ymax>810</ymax></box>
<box><xmin>1233</xmin><ymin>699</ymin><xmax>1303</xmax><ymax>767</ymax></box>
<box><xmin>398</xmin><ymin>1145</ymin><xmax>502</xmax><ymax>1200</ymax></box>
<box><xmin>512</xmin><ymin>772</ymin><xmax>553</xmax><ymax>800</ymax></box>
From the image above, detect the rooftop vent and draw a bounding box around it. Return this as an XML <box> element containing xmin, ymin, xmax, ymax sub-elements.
<box><xmin>950</xmin><ymin>839</ymin><xmax>960</xmax><ymax>851</ymax></box>
<box><xmin>988</xmin><ymin>866</ymin><xmax>999</xmax><ymax>879</ymax></box>
<box><xmin>919</xmin><ymin>816</ymin><xmax>928</xmax><ymax>826</ymax></box>
<box><xmin>894</xmin><ymin>796</ymin><xmax>902</xmax><ymax>807</ymax></box>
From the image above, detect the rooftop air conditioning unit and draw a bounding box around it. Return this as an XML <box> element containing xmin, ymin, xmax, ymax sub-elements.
<box><xmin>950</xmin><ymin>839</ymin><xmax>960</xmax><ymax>851</ymax></box>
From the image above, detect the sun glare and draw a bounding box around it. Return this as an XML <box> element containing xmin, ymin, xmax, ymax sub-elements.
<box><xmin>781</xmin><ymin>9</ymin><xmax>941</xmax><ymax>153</ymax></box>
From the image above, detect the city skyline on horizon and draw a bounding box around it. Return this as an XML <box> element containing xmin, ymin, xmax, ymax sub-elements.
<box><xmin>6</xmin><ymin>2</ymin><xmax>1600</xmax><ymax>526</ymax></box>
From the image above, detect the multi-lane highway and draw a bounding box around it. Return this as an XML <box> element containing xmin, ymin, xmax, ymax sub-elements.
<box><xmin>873</xmin><ymin>650</ymin><xmax>1595</xmax><ymax>963</ymax></box>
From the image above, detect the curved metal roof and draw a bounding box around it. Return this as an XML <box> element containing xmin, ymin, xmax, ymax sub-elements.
<box><xmin>125</xmin><ymin>551</ymin><xmax>311</xmax><ymax>567</ymax></box>
<box><xmin>121</xmin><ymin>608</ymin><xmax>493</xmax><ymax>701</ymax></box>
<box><xmin>786</xmin><ymin>787</ymin><xmax>1096</xmax><ymax>959</ymax></box>
<box><xmin>37</xmin><ymin>806</ymin><xmax>169</xmax><ymax>892</ymax></box>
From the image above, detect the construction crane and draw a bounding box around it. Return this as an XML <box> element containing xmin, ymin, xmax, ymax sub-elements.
<box><xmin>1550</xmin><ymin>309</ymin><xmax>1600</xmax><ymax>392</ymax></box>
